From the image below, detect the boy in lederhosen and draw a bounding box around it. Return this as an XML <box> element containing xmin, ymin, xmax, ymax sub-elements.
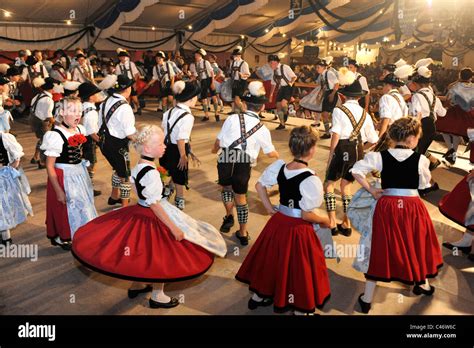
<box><xmin>115</xmin><ymin>49</ymin><xmax>142</xmax><ymax>115</ymax></box>
<box><xmin>212</xmin><ymin>81</ymin><xmax>279</xmax><ymax>246</ymax></box>
<box><xmin>229</xmin><ymin>48</ymin><xmax>250</xmax><ymax>115</ymax></box>
<box><xmin>160</xmin><ymin>80</ymin><xmax>201</xmax><ymax>210</ymax></box>
<box><xmin>315</xmin><ymin>58</ymin><xmax>339</xmax><ymax>139</ymax></box>
<box><xmin>79</xmin><ymin>82</ymin><xmax>104</xmax><ymax>197</ymax></box>
<box><xmin>98</xmin><ymin>74</ymin><xmax>136</xmax><ymax>207</ymax></box>
<box><xmin>190</xmin><ymin>48</ymin><xmax>220</xmax><ymax>122</ymax></box>
<box><xmin>347</xmin><ymin>59</ymin><xmax>370</xmax><ymax>112</ymax></box>
<box><xmin>146</xmin><ymin>51</ymin><xmax>175</xmax><ymax>114</ymax></box>
<box><xmin>71</xmin><ymin>53</ymin><xmax>95</xmax><ymax>84</ymax></box>
<box><xmin>268</xmin><ymin>54</ymin><xmax>297</xmax><ymax>130</ymax></box>
<box><xmin>324</xmin><ymin>69</ymin><xmax>378</xmax><ymax>237</ymax></box>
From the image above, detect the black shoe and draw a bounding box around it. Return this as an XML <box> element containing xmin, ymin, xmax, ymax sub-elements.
<box><xmin>93</xmin><ymin>190</ymin><xmax>102</xmax><ymax>197</ymax></box>
<box><xmin>468</xmin><ymin>253</ymin><xmax>474</xmax><ymax>262</ymax></box>
<box><xmin>419</xmin><ymin>182</ymin><xmax>439</xmax><ymax>197</ymax></box>
<box><xmin>128</xmin><ymin>285</ymin><xmax>153</xmax><ymax>299</ymax></box>
<box><xmin>220</xmin><ymin>215</ymin><xmax>234</xmax><ymax>233</ymax></box>
<box><xmin>337</xmin><ymin>223</ymin><xmax>352</xmax><ymax>237</ymax></box>
<box><xmin>1</xmin><ymin>238</ymin><xmax>12</xmax><ymax>246</ymax></box>
<box><xmin>275</xmin><ymin>124</ymin><xmax>286</xmax><ymax>130</ymax></box>
<box><xmin>429</xmin><ymin>159</ymin><xmax>441</xmax><ymax>171</ymax></box>
<box><xmin>248</xmin><ymin>297</ymin><xmax>273</xmax><ymax>310</ymax></box>
<box><xmin>443</xmin><ymin>148</ymin><xmax>455</xmax><ymax>159</ymax></box>
<box><xmin>236</xmin><ymin>231</ymin><xmax>250</xmax><ymax>246</ymax></box>
<box><xmin>320</xmin><ymin>133</ymin><xmax>331</xmax><ymax>139</ymax></box>
<box><xmin>215</xmin><ymin>115</ymin><xmax>220</xmax><ymax>122</ymax></box>
<box><xmin>310</xmin><ymin>122</ymin><xmax>320</xmax><ymax>127</ymax></box>
<box><xmin>413</xmin><ymin>285</ymin><xmax>435</xmax><ymax>296</ymax></box>
<box><xmin>358</xmin><ymin>294</ymin><xmax>371</xmax><ymax>314</ymax></box>
<box><xmin>202</xmin><ymin>117</ymin><xmax>210</xmax><ymax>122</ymax></box>
<box><xmin>30</xmin><ymin>158</ymin><xmax>38</xmax><ymax>164</ymax></box>
<box><xmin>108</xmin><ymin>197</ymin><xmax>122</xmax><ymax>206</ymax></box>
<box><xmin>331</xmin><ymin>227</ymin><xmax>339</xmax><ymax>236</ymax></box>
<box><xmin>442</xmin><ymin>242</ymin><xmax>472</xmax><ymax>254</ymax></box>
<box><xmin>136</xmin><ymin>108</ymin><xmax>142</xmax><ymax>115</ymax></box>
<box><xmin>444</xmin><ymin>153</ymin><xmax>456</xmax><ymax>166</ymax></box>
<box><xmin>50</xmin><ymin>239</ymin><xmax>72</xmax><ymax>251</ymax></box>
<box><xmin>149</xmin><ymin>297</ymin><xmax>179</xmax><ymax>309</ymax></box>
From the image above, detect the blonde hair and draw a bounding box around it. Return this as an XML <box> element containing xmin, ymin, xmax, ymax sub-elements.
<box><xmin>132</xmin><ymin>124</ymin><xmax>162</xmax><ymax>154</ymax></box>
<box><xmin>57</xmin><ymin>96</ymin><xmax>82</xmax><ymax>119</ymax></box>
<box><xmin>388</xmin><ymin>117</ymin><xmax>422</xmax><ymax>142</ymax></box>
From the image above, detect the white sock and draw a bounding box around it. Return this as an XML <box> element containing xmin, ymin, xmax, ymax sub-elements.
<box><xmin>54</xmin><ymin>236</ymin><xmax>63</xmax><ymax>244</ymax></box>
<box><xmin>420</xmin><ymin>279</ymin><xmax>431</xmax><ymax>291</ymax></box>
<box><xmin>451</xmin><ymin>233</ymin><xmax>473</xmax><ymax>247</ymax></box>
<box><xmin>129</xmin><ymin>282</ymin><xmax>148</xmax><ymax>291</ymax></box>
<box><xmin>362</xmin><ymin>280</ymin><xmax>377</xmax><ymax>303</ymax></box>
<box><xmin>151</xmin><ymin>283</ymin><xmax>170</xmax><ymax>303</ymax></box>
<box><xmin>442</xmin><ymin>133</ymin><xmax>453</xmax><ymax>149</ymax></box>
<box><xmin>452</xmin><ymin>136</ymin><xmax>461</xmax><ymax>152</ymax></box>
<box><xmin>251</xmin><ymin>293</ymin><xmax>263</xmax><ymax>302</ymax></box>
<box><xmin>1</xmin><ymin>230</ymin><xmax>11</xmax><ymax>240</ymax></box>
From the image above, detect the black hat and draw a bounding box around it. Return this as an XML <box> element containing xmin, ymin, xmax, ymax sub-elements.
<box><xmin>26</xmin><ymin>55</ymin><xmax>38</xmax><ymax>66</ymax></box>
<box><xmin>42</xmin><ymin>77</ymin><xmax>59</xmax><ymax>90</ymax></box>
<box><xmin>79</xmin><ymin>82</ymin><xmax>102</xmax><ymax>101</ymax></box>
<box><xmin>232</xmin><ymin>48</ymin><xmax>243</xmax><ymax>56</ymax></box>
<box><xmin>316</xmin><ymin>59</ymin><xmax>328</xmax><ymax>67</ymax></box>
<box><xmin>339</xmin><ymin>80</ymin><xmax>367</xmax><ymax>98</ymax></box>
<box><xmin>241</xmin><ymin>81</ymin><xmax>268</xmax><ymax>104</ymax></box>
<box><xmin>411</xmin><ymin>73</ymin><xmax>431</xmax><ymax>84</ymax></box>
<box><xmin>383</xmin><ymin>64</ymin><xmax>396</xmax><ymax>72</ymax></box>
<box><xmin>117</xmin><ymin>50</ymin><xmax>130</xmax><ymax>57</ymax></box>
<box><xmin>6</xmin><ymin>66</ymin><xmax>21</xmax><ymax>77</ymax></box>
<box><xmin>173</xmin><ymin>80</ymin><xmax>201</xmax><ymax>102</ymax></box>
<box><xmin>268</xmin><ymin>54</ymin><xmax>280</xmax><ymax>62</ymax></box>
<box><xmin>155</xmin><ymin>51</ymin><xmax>166</xmax><ymax>59</ymax></box>
<box><xmin>113</xmin><ymin>74</ymin><xmax>134</xmax><ymax>92</ymax></box>
<box><xmin>76</xmin><ymin>53</ymin><xmax>87</xmax><ymax>59</ymax></box>
<box><xmin>382</xmin><ymin>73</ymin><xmax>404</xmax><ymax>87</ymax></box>
<box><xmin>0</xmin><ymin>76</ymin><xmax>9</xmax><ymax>85</ymax></box>
<box><xmin>348</xmin><ymin>58</ymin><xmax>358</xmax><ymax>67</ymax></box>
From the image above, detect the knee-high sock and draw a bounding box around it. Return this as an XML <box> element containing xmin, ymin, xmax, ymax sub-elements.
<box><xmin>452</xmin><ymin>135</ymin><xmax>461</xmax><ymax>152</ymax></box>
<box><xmin>451</xmin><ymin>232</ymin><xmax>473</xmax><ymax>247</ymax></box>
<box><xmin>213</xmin><ymin>101</ymin><xmax>219</xmax><ymax>114</ymax></box>
<box><xmin>236</xmin><ymin>204</ymin><xmax>249</xmax><ymax>225</ymax></box>
<box><xmin>282</xmin><ymin>105</ymin><xmax>289</xmax><ymax>122</ymax></box>
<box><xmin>362</xmin><ymin>280</ymin><xmax>377</xmax><ymax>303</ymax></box>
<box><xmin>442</xmin><ymin>134</ymin><xmax>453</xmax><ymax>149</ymax></box>
<box><xmin>221</xmin><ymin>190</ymin><xmax>234</xmax><ymax>205</ymax></box>
<box><xmin>175</xmin><ymin>196</ymin><xmax>185</xmax><ymax>210</ymax></box>
<box><xmin>324</xmin><ymin>192</ymin><xmax>337</xmax><ymax>212</ymax></box>
<box><xmin>162</xmin><ymin>103</ymin><xmax>168</xmax><ymax>114</ymax></box>
<box><xmin>151</xmin><ymin>283</ymin><xmax>171</xmax><ymax>303</ymax></box>
<box><xmin>112</xmin><ymin>172</ymin><xmax>121</xmax><ymax>188</ymax></box>
<box><xmin>342</xmin><ymin>195</ymin><xmax>352</xmax><ymax>213</ymax></box>
<box><xmin>420</xmin><ymin>279</ymin><xmax>431</xmax><ymax>291</ymax></box>
<box><xmin>324</xmin><ymin>121</ymin><xmax>331</xmax><ymax>133</ymax></box>
<box><xmin>120</xmin><ymin>181</ymin><xmax>131</xmax><ymax>199</ymax></box>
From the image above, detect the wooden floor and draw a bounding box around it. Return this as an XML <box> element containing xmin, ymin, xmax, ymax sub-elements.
<box><xmin>1</xmin><ymin>102</ymin><xmax>473</xmax><ymax>315</ymax></box>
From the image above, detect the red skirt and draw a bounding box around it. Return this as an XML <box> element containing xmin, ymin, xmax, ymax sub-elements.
<box><xmin>46</xmin><ymin>168</ymin><xmax>72</xmax><ymax>242</ymax></box>
<box><xmin>439</xmin><ymin>175</ymin><xmax>474</xmax><ymax>231</ymax></box>
<box><xmin>72</xmin><ymin>205</ymin><xmax>214</xmax><ymax>282</ymax></box>
<box><xmin>235</xmin><ymin>212</ymin><xmax>331</xmax><ymax>313</ymax></box>
<box><xmin>366</xmin><ymin>196</ymin><xmax>443</xmax><ymax>284</ymax></box>
<box><xmin>436</xmin><ymin>105</ymin><xmax>474</xmax><ymax>137</ymax></box>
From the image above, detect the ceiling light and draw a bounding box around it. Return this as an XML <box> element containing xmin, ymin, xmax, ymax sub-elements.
<box><xmin>152</xmin><ymin>26</ymin><xmax>155</xmax><ymax>30</ymax></box>
<box><xmin>66</xmin><ymin>20</ymin><xmax>72</xmax><ymax>25</ymax></box>
<box><xmin>188</xmin><ymin>25</ymin><xmax>193</xmax><ymax>30</ymax></box>
<box><xmin>4</xmin><ymin>11</ymin><xmax>11</xmax><ymax>18</ymax></box>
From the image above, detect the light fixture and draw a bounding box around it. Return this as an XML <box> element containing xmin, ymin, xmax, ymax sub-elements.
<box><xmin>414</xmin><ymin>45</ymin><xmax>417</xmax><ymax>48</ymax></box>
<box><xmin>240</xmin><ymin>35</ymin><xmax>245</xmax><ymax>39</ymax></box>
<box><xmin>391</xmin><ymin>44</ymin><xmax>395</xmax><ymax>47</ymax></box>
<box><xmin>4</xmin><ymin>10</ymin><xmax>11</xmax><ymax>17</ymax></box>
<box><xmin>438</xmin><ymin>23</ymin><xmax>442</xmax><ymax>27</ymax></box>
<box><xmin>188</xmin><ymin>25</ymin><xmax>193</xmax><ymax>30</ymax></box>
<box><xmin>66</xmin><ymin>20</ymin><xmax>72</xmax><ymax>25</ymax></box>
<box><xmin>376</xmin><ymin>41</ymin><xmax>379</xmax><ymax>45</ymax></box>
<box><xmin>264</xmin><ymin>28</ymin><xmax>269</xmax><ymax>33</ymax></box>
<box><xmin>414</xmin><ymin>18</ymin><xmax>417</xmax><ymax>22</ymax></box>
<box><xmin>379</xmin><ymin>10</ymin><xmax>383</xmax><ymax>14</ymax></box>
<box><xmin>152</xmin><ymin>26</ymin><xmax>155</xmax><ymax>30</ymax></box>
<box><xmin>301</xmin><ymin>39</ymin><xmax>305</xmax><ymax>43</ymax></box>
<box><xmin>282</xmin><ymin>33</ymin><xmax>286</xmax><ymax>37</ymax></box>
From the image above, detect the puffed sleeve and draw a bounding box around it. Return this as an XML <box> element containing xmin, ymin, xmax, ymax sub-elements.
<box><xmin>82</xmin><ymin>110</ymin><xmax>99</xmax><ymax>135</ymax></box>
<box><xmin>399</xmin><ymin>85</ymin><xmax>411</xmax><ymax>97</ymax></box>
<box><xmin>140</xmin><ymin>169</ymin><xmax>163</xmax><ymax>205</ymax></box>
<box><xmin>257</xmin><ymin>159</ymin><xmax>285</xmax><ymax>188</ymax></box>
<box><xmin>350</xmin><ymin>152</ymin><xmax>383</xmax><ymax>177</ymax></box>
<box><xmin>285</xmin><ymin>65</ymin><xmax>297</xmax><ymax>80</ymax></box>
<box><xmin>40</xmin><ymin>131</ymin><xmax>64</xmax><ymax>157</ymax></box>
<box><xmin>418</xmin><ymin>155</ymin><xmax>432</xmax><ymax>189</ymax></box>
<box><xmin>410</xmin><ymin>94</ymin><xmax>422</xmax><ymax>117</ymax></box>
<box><xmin>362</xmin><ymin>116</ymin><xmax>379</xmax><ymax>144</ymax></box>
<box><xmin>46</xmin><ymin>97</ymin><xmax>54</xmax><ymax>119</ymax></box>
<box><xmin>2</xmin><ymin>133</ymin><xmax>24</xmax><ymax>162</ymax></box>
<box><xmin>378</xmin><ymin>95</ymin><xmax>391</xmax><ymax>119</ymax></box>
<box><xmin>242</xmin><ymin>61</ymin><xmax>250</xmax><ymax>76</ymax></box>
<box><xmin>217</xmin><ymin>116</ymin><xmax>232</xmax><ymax>141</ymax></box>
<box><xmin>257</xmin><ymin>126</ymin><xmax>276</xmax><ymax>154</ymax></box>
<box><xmin>299</xmin><ymin>175</ymin><xmax>324</xmax><ymax>211</ymax></box>
<box><xmin>177</xmin><ymin>115</ymin><xmax>194</xmax><ymax>141</ymax></box>
<box><xmin>330</xmin><ymin>108</ymin><xmax>343</xmax><ymax>135</ymax></box>
<box><xmin>119</xmin><ymin>105</ymin><xmax>136</xmax><ymax>137</ymax></box>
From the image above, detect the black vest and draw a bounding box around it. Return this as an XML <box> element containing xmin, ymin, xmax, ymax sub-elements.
<box><xmin>0</xmin><ymin>136</ymin><xmax>9</xmax><ymax>166</ymax></box>
<box><xmin>277</xmin><ymin>164</ymin><xmax>313</xmax><ymax>210</ymax></box>
<box><xmin>53</xmin><ymin>127</ymin><xmax>83</xmax><ymax>164</ymax></box>
<box><xmin>380</xmin><ymin>150</ymin><xmax>420</xmax><ymax>189</ymax></box>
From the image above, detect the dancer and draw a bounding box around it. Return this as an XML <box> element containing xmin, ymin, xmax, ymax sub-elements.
<box><xmin>380</xmin><ymin>61</ymin><xmax>412</xmax><ymax>101</ymax></box>
<box><xmin>315</xmin><ymin>58</ymin><xmax>339</xmax><ymax>139</ymax></box>
<box><xmin>229</xmin><ymin>47</ymin><xmax>250</xmax><ymax>114</ymax></box>
<box><xmin>72</xmin><ymin>125</ymin><xmax>226</xmax><ymax>309</ymax></box>
<box><xmin>324</xmin><ymin>68</ymin><xmax>378</xmax><ymax>237</ymax></box>
<box><xmin>70</xmin><ymin>53</ymin><xmax>94</xmax><ymax>84</ymax></box>
<box><xmin>98</xmin><ymin>74</ymin><xmax>136</xmax><ymax>208</ymax></box>
<box><xmin>41</xmin><ymin>96</ymin><xmax>97</xmax><ymax>250</ymax></box>
<box><xmin>268</xmin><ymin>54</ymin><xmax>297</xmax><ymax>130</ymax></box>
<box><xmin>0</xmin><ymin>131</ymin><xmax>33</xmax><ymax>245</ymax></box>
<box><xmin>208</xmin><ymin>54</ymin><xmax>225</xmax><ymax>113</ymax></box>
<box><xmin>236</xmin><ymin>126</ymin><xmax>331</xmax><ymax>315</ymax></box>
<box><xmin>347</xmin><ymin>59</ymin><xmax>370</xmax><ymax>111</ymax></box>
<box><xmin>351</xmin><ymin>117</ymin><xmax>443</xmax><ymax>313</ymax></box>
<box><xmin>160</xmin><ymin>80</ymin><xmax>200</xmax><ymax>210</ymax></box>
<box><xmin>115</xmin><ymin>49</ymin><xmax>142</xmax><ymax>115</ymax></box>
<box><xmin>79</xmin><ymin>82</ymin><xmax>104</xmax><ymax>197</ymax></box>
<box><xmin>213</xmin><ymin>81</ymin><xmax>278</xmax><ymax>245</ymax></box>
<box><xmin>147</xmin><ymin>51</ymin><xmax>175</xmax><ymax>114</ymax></box>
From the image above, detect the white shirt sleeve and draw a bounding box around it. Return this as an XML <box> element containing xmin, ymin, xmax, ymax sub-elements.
<box><xmin>378</xmin><ymin>95</ymin><xmax>392</xmax><ymax>119</ymax></box>
<box><xmin>241</xmin><ymin>61</ymin><xmax>250</xmax><ymax>79</ymax></box>
<box><xmin>284</xmin><ymin>65</ymin><xmax>297</xmax><ymax>80</ymax></box>
<box><xmin>359</xmin><ymin>76</ymin><xmax>369</xmax><ymax>92</ymax></box>
<box><xmin>82</xmin><ymin>110</ymin><xmax>99</xmax><ymax>136</ymax></box>
<box><xmin>140</xmin><ymin>169</ymin><xmax>163</xmax><ymax>205</ymax></box>
<box><xmin>299</xmin><ymin>176</ymin><xmax>324</xmax><ymax>211</ymax></box>
<box><xmin>189</xmin><ymin>63</ymin><xmax>197</xmax><ymax>77</ymax></box>
<box><xmin>330</xmin><ymin>107</ymin><xmax>343</xmax><ymax>135</ymax></box>
<box><xmin>2</xmin><ymin>133</ymin><xmax>24</xmax><ymax>162</ymax></box>
<box><xmin>257</xmin><ymin>159</ymin><xmax>285</xmax><ymax>188</ymax></box>
<box><xmin>131</xmin><ymin>62</ymin><xmax>140</xmax><ymax>78</ymax></box>
<box><xmin>167</xmin><ymin>62</ymin><xmax>175</xmax><ymax>79</ymax></box>
<box><xmin>362</xmin><ymin>116</ymin><xmax>379</xmax><ymax>144</ymax></box>
<box><xmin>118</xmin><ymin>104</ymin><xmax>136</xmax><ymax>137</ymax></box>
<box><xmin>217</xmin><ymin>116</ymin><xmax>232</xmax><ymax>142</ymax></box>
<box><xmin>176</xmin><ymin>115</ymin><xmax>194</xmax><ymax>141</ymax></box>
<box><xmin>435</xmin><ymin>97</ymin><xmax>447</xmax><ymax>117</ymax></box>
<box><xmin>328</xmin><ymin>70</ymin><xmax>339</xmax><ymax>87</ymax></box>
<box><xmin>256</xmin><ymin>126</ymin><xmax>276</xmax><ymax>154</ymax></box>
<box><xmin>350</xmin><ymin>152</ymin><xmax>383</xmax><ymax>176</ymax></box>
<box><xmin>418</xmin><ymin>155</ymin><xmax>432</xmax><ymax>189</ymax></box>
<box><xmin>205</xmin><ymin>61</ymin><xmax>214</xmax><ymax>78</ymax></box>
<box><xmin>40</xmin><ymin>131</ymin><xmax>64</xmax><ymax>157</ymax></box>
<box><xmin>399</xmin><ymin>85</ymin><xmax>411</xmax><ymax>97</ymax></box>
<box><xmin>152</xmin><ymin>66</ymin><xmax>159</xmax><ymax>81</ymax></box>
<box><xmin>410</xmin><ymin>94</ymin><xmax>422</xmax><ymax>117</ymax></box>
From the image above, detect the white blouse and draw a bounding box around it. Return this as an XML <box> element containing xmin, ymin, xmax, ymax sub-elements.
<box><xmin>0</xmin><ymin>132</ymin><xmax>24</xmax><ymax>163</ymax></box>
<box><xmin>258</xmin><ymin>159</ymin><xmax>324</xmax><ymax>212</ymax></box>
<box><xmin>130</xmin><ymin>163</ymin><xmax>163</xmax><ymax>206</ymax></box>
<box><xmin>98</xmin><ymin>94</ymin><xmax>136</xmax><ymax>139</ymax></box>
<box><xmin>81</xmin><ymin>102</ymin><xmax>99</xmax><ymax>136</ymax></box>
<box><xmin>41</xmin><ymin>125</ymin><xmax>86</xmax><ymax>157</ymax></box>
<box><xmin>410</xmin><ymin>87</ymin><xmax>447</xmax><ymax>120</ymax></box>
<box><xmin>350</xmin><ymin>148</ymin><xmax>431</xmax><ymax>189</ymax></box>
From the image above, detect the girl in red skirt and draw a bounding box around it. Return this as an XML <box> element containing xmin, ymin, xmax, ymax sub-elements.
<box><xmin>72</xmin><ymin>125</ymin><xmax>226</xmax><ymax>309</ymax></box>
<box><xmin>351</xmin><ymin>117</ymin><xmax>443</xmax><ymax>313</ymax></box>
<box><xmin>236</xmin><ymin>126</ymin><xmax>331</xmax><ymax>315</ymax></box>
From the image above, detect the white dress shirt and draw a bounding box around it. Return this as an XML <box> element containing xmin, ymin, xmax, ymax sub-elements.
<box><xmin>330</xmin><ymin>100</ymin><xmax>379</xmax><ymax>143</ymax></box>
<box><xmin>410</xmin><ymin>87</ymin><xmax>447</xmax><ymax>120</ymax></box>
<box><xmin>355</xmin><ymin>72</ymin><xmax>370</xmax><ymax>92</ymax></box>
<box><xmin>81</xmin><ymin>102</ymin><xmax>99</xmax><ymax>136</ymax></box>
<box><xmin>190</xmin><ymin>59</ymin><xmax>214</xmax><ymax>80</ymax></box>
<box><xmin>161</xmin><ymin>103</ymin><xmax>194</xmax><ymax>144</ymax></box>
<box><xmin>152</xmin><ymin>62</ymin><xmax>175</xmax><ymax>84</ymax></box>
<box><xmin>217</xmin><ymin>110</ymin><xmax>275</xmax><ymax>161</ymax></box>
<box><xmin>271</xmin><ymin>63</ymin><xmax>297</xmax><ymax>87</ymax></box>
<box><xmin>31</xmin><ymin>91</ymin><xmax>54</xmax><ymax>121</ymax></box>
<box><xmin>350</xmin><ymin>148</ymin><xmax>431</xmax><ymax>189</ymax></box>
<box><xmin>98</xmin><ymin>94</ymin><xmax>136</xmax><ymax>139</ymax></box>
<box><xmin>230</xmin><ymin>58</ymin><xmax>250</xmax><ymax>81</ymax></box>
<box><xmin>21</xmin><ymin>63</ymin><xmax>49</xmax><ymax>82</ymax></box>
<box><xmin>379</xmin><ymin>89</ymin><xmax>409</xmax><ymax>123</ymax></box>
<box><xmin>71</xmin><ymin>64</ymin><xmax>94</xmax><ymax>83</ymax></box>
<box><xmin>258</xmin><ymin>159</ymin><xmax>324</xmax><ymax>212</ymax></box>
<box><xmin>130</xmin><ymin>163</ymin><xmax>162</xmax><ymax>206</ymax></box>
<box><xmin>317</xmin><ymin>68</ymin><xmax>338</xmax><ymax>90</ymax></box>
<box><xmin>115</xmin><ymin>59</ymin><xmax>140</xmax><ymax>80</ymax></box>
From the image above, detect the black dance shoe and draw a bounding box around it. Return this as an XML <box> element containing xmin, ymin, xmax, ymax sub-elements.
<box><xmin>201</xmin><ymin>116</ymin><xmax>210</xmax><ymax>122</ymax></box>
<box><xmin>220</xmin><ymin>215</ymin><xmax>234</xmax><ymax>233</ymax></box>
<box><xmin>418</xmin><ymin>182</ymin><xmax>439</xmax><ymax>197</ymax></box>
<box><xmin>1</xmin><ymin>238</ymin><xmax>12</xmax><ymax>246</ymax></box>
<box><xmin>215</xmin><ymin>115</ymin><xmax>220</xmax><ymax>122</ymax></box>
<box><xmin>331</xmin><ymin>227</ymin><xmax>339</xmax><ymax>236</ymax></box>
<box><xmin>358</xmin><ymin>294</ymin><xmax>371</xmax><ymax>314</ymax></box>
<box><xmin>50</xmin><ymin>239</ymin><xmax>72</xmax><ymax>251</ymax></box>
<box><xmin>275</xmin><ymin>124</ymin><xmax>286</xmax><ymax>130</ymax></box>
<box><xmin>320</xmin><ymin>133</ymin><xmax>331</xmax><ymax>139</ymax></box>
<box><xmin>248</xmin><ymin>297</ymin><xmax>273</xmax><ymax>310</ymax></box>
<box><xmin>149</xmin><ymin>297</ymin><xmax>180</xmax><ymax>309</ymax></box>
<box><xmin>236</xmin><ymin>231</ymin><xmax>250</xmax><ymax>246</ymax></box>
<box><xmin>93</xmin><ymin>190</ymin><xmax>102</xmax><ymax>197</ymax></box>
<box><xmin>429</xmin><ymin>159</ymin><xmax>441</xmax><ymax>171</ymax></box>
<box><xmin>128</xmin><ymin>285</ymin><xmax>153</xmax><ymax>299</ymax></box>
<box><xmin>337</xmin><ymin>224</ymin><xmax>352</xmax><ymax>237</ymax></box>
<box><xmin>413</xmin><ymin>285</ymin><xmax>435</xmax><ymax>296</ymax></box>
<box><xmin>442</xmin><ymin>242</ymin><xmax>472</xmax><ymax>255</ymax></box>
<box><xmin>107</xmin><ymin>197</ymin><xmax>122</xmax><ymax>206</ymax></box>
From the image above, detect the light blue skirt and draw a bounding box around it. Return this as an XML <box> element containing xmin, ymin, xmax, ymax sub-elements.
<box><xmin>0</xmin><ymin>166</ymin><xmax>33</xmax><ymax>230</ymax></box>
